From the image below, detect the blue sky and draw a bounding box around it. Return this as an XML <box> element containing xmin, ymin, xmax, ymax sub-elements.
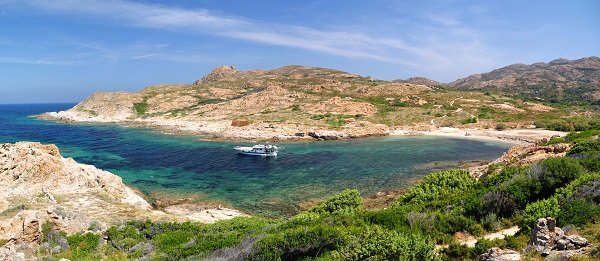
<box><xmin>0</xmin><ymin>0</ymin><xmax>599</xmax><ymax>103</ymax></box>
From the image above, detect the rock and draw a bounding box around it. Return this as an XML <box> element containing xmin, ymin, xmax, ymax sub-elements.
<box><xmin>0</xmin><ymin>141</ymin><xmax>243</xmax><ymax>247</ymax></box>
<box><xmin>195</xmin><ymin>65</ymin><xmax>239</xmax><ymax>84</ymax></box>
<box><xmin>566</xmin><ymin>235</ymin><xmax>589</xmax><ymax>247</ymax></box>
<box><xmin>528</xmin><ymin>218</ymin><xmax>591</xmax><ymax>257</ymax></box>
<box><xmin>308</xmin><ymin>131</ymin><xmax>347</xmax><ymax>140</ymax></box>
<box><xmin>0</xmin><ymin>243</ymin><xmax>26</xmax><ymax>261</ymax></box>
<box><xmin>20</xmin><ymin>211</ymin><xmax>42</xmax><ymax>243</ymax></box>
<box><xmin>480</xmin><ymin>247</ymin><xmax>522</xmax><ymax>261</ymax></box>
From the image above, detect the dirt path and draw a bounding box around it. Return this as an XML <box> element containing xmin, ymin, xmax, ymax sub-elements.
<box><xmin>460</xmin><ymin>226</ymin><xmax>521</xmax><ymax>247</ymax></box>
<box><xmin>436</xmin><ymin>226</ymin><xmax>521</xmax><ymax>250</ymax></box>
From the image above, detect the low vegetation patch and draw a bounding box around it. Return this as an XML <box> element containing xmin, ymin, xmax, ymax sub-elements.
<box><xmin>39</xmin><ymin>129</ymin><xmax>600</xmax><ymax>260</ymax></box>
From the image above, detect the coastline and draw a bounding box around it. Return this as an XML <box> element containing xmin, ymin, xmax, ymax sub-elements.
<box><xmin>38</xmin><ymin>111</ymin><xmax>565</xmax><ymax>144</ymax></box>
<box><xmin>392</xmin><ymin>127</ymin><xmax>566</xmax><ymax>145</ymax></box>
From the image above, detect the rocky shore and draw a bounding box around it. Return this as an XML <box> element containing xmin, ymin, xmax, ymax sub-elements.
<box><xmin>0</xmin><ymin>142</ymin><xmax>243</xmax><ymax>258</ymax></box>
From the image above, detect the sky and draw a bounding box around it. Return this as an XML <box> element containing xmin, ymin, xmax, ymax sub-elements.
<box><xmin>0</xmin><ymin>0</ymin><xmax>599</xmax><ymax>103</ymax></box>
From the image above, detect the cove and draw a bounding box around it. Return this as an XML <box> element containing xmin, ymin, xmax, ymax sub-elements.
<box><xmin>0</xmin><ymin>104</ymin><xmax>512</xmax><ymax>217</ymax></box>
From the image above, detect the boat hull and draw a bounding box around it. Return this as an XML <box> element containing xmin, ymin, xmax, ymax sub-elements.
<box><xmin>237</xmin><ymin>151</ymin><xmax>277</xmax><ymax>157</ymax></box>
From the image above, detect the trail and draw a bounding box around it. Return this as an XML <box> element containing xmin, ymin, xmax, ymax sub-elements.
<box><xmin>460</xmin><ymin>226</ymin><xmax>520</xmax><ymax>247</ymax></box>
<box><xmin>436</xmin><ymin>226</ymin><xmax>520</xmax><ymax>250</ymax></box>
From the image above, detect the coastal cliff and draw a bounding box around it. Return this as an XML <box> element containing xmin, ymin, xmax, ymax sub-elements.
<box><xmin>0</xmin><ymin>142</ymin><xmax>243</xmax><ymax>259</ymax></box>
<box><xmin>38</xmin><ymin>64</ymin><xmax>588</xmax><ymax>141</ymax></box>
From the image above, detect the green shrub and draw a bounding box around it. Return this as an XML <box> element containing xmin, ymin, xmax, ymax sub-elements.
<box><xmin>66</xmin><ymin>232</ymin><xmax>101</xmax><ymax>255</ymax></box>
<box><xmin>479</xmin><ymin>107</ymin><xmax>497</xmax><ymax>119</ymax></box>
<box><xmin>521</xmin><ymin>197</ymin><xmax>560</xmax><ymax>229</ymax></box>
<box><xmin>564</xmin><ymin>129</ymin><xmax>600</xmax><ymax>143</ymax></box>
<box><xmin>535</xmin><ymin>157</ymin><xmax>586</xmax><ymax>197</ymax></box>
<box><xmin>251</xmin><ymin>225</ymin><xmax>348</xmax><ymax>260</ymax></box>
<box><xmin>554</xmin><ymin>173</ymin><xmax>600</xmax><ymax>199</ymax></box>
<box><xmin>397</xmin><ymin>169</ymin><xmax>475</xmax><ymax>205</ymax></box>
<box><xmin>460</xmin><ymin>117</ymin><xmax>477</xmax><ymax>124</ymax></box>
<box><xmin>558</xmin><ymin>199</ymin><xmax>600</xmax><ymax>226</ymax></box>
<box><xmin>441</xmin><ymin>242</ymin><xmax>471</xmax><ymax>260</ymax></box>
<box><xmin>481</xmin><ymin>213</ymin><xmax>502</xmax><ymax>231</ymax></box>
<box><xmin>330</xmin><ymin>226</ymin><xmax>436</xmax><ymax>261</ymax></box>
<box><xmin>568</xmin><ymin>139</ymin><xmax>600</xmax><ymax>156</ymax></box>
<box><xmin>310</xmin><ymin>189</ymin><xmax>363</xmax><ymax>215</ymax></box>
<box><xmin>502</xmin><ymin>173</ymin><xmax>539</xmax><ymax>208</ymax></box>
<box><xmin>133</xmin><ymin>102</ymin><xmax>148</xmax><ymax>116</ymax></box>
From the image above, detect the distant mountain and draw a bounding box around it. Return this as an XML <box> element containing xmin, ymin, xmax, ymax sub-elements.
<box><xmin>396</xmin><ymin>77</ymin><xmax>443</xmax><ymax>87</ymax></box>
<box><xmin>449</xmin><ymin>56</ymin><xmax>600</xmax><ymax>104</ymax></box>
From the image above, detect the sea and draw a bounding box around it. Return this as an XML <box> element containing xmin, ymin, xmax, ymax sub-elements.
<box><xmin>0</xmin><ymin>103</ymin><xmax>512</xmax><ymax>217</ymax></box>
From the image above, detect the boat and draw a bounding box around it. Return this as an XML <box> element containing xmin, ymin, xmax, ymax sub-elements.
<box><xmin>234</xmin><ymin>144</ymin><xmax>278</xmax><ymax>157</ymax></box>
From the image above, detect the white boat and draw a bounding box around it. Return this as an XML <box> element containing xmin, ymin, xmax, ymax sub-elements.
<box><xmin>234</xmin><ymin>144</ymin><xmax>278</xmax><ymax>157</ymax></box>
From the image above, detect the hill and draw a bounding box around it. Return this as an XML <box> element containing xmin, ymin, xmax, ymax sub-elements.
<box><xmin>449</xmin><ymin>57</ymin><xmax>600</xmax><ymax>104</ymax></box>
<box><xmin>40</xmin><ymin>64</ymin><xmax>590</xmax><ymax>141</ymax></box>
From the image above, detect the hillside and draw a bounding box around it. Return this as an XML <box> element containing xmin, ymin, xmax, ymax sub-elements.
<box><xmin>2</xmin><ymin>131</ymin><xmax>598</xmax><ymax>259</ymax></box>
<box><xmin>40</xmin><ymin>64</ymin><xmax>592</xmax><ymax>141</ymax></box>
<box><xmin>449</xmin><ymin>56</ymin><xmax>600</xmax><ymax>104</ymax></box>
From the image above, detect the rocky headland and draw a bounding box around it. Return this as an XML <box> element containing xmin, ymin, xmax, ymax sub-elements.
<box><xmin>38</xmin><ymin>63</ymin><xmax>593</xmax><ymax>143</ymax></box>
<box><xmin>0</xmin><ymin>142</ymin><xmax>243</xmax><ymax>259</ymax></box>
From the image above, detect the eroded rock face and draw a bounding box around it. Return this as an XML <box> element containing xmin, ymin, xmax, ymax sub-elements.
<box><xmin>480</xmin><ymin>247</ymin><xmax>522</xmax><ymax>261</ymax></box>
<box><xmin>0</xmin><ymin>142</ymin><xmax>244</xmax><ymax>248</ymax></box>
<box><xmin>0</xmin><ymin>142</ymin><xmax>150</xmax><ymax>209</ymax></box>
<box><xmin>528</xmin><ymin>218</ymin><xmax>590</xmax><ymax>257</ymax></box>
<box><xmin>492</xmin><ymin>143</ymin><xmax>570</xmax><ymax>166</ymax></box>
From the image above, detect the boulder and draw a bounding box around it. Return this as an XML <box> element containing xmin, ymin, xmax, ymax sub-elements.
<box><xmin>528</xmin><ymin>218</ymin><xmax>591</xmax><ymax>257</ymax></box>
<box><xmin>480</xmin><ymin>247</ymin><xmax>522</xmax><ymax>261</ymax></box>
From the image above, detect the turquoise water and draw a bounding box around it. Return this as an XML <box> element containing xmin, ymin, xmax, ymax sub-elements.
<box><xmin>0</xmin><ymin>104</ymin><xmax>511</xmax><ymax>216</ymax></box>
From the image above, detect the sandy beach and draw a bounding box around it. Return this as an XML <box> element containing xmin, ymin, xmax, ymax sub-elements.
<box><xmin>391</xmin><ymin>127</ymin><xmax>566</xmax><ymax>145</ymax></box>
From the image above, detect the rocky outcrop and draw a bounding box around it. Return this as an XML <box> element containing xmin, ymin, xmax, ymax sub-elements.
<box><xmin>480</xmin><ymin>247</ymin><xmax>522</xmax><ymax>261</ymax></box>
<box><xmin>527</xmin><ymin>218</ymin><xmax>590</xmax><ymax>258</ymax></box>
<box><xmin>194</xmin><ymin>65</ymin><xmax>240</xmax><ymax>84</ymax></box>
<box><xmin>0</xmin><ymin>142</ymin><xmax>243</xmax><ymax>251</ymax></box>
<box><xmin>492</xmin><ymin>143</ymin><xmax>570</xmax><ymax>166</ymax></box>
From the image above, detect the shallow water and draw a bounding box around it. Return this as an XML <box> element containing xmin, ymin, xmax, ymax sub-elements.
<box><xmin>0</xmin><ymin>104</ymin><xmax>512</xmax><ymax>216</ymax></box>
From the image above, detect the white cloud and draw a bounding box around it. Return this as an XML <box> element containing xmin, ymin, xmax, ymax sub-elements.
<box><xmin>130</xmin><ymin>53</ymin><xmax>158</xmax><ymax>60</ymax></box>
<box><xmin>6</xmin><ymin>0</ymin><xmax>500</xmax><ymax>81</ymax></box>
<box><xmin>0</xmin><ymin>56</ymin><xmax>75</xmax><ymax>65</ymax></box>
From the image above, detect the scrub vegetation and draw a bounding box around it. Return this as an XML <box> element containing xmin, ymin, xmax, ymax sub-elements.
<box><xmin>39</xmin><ymin>129</ymin><xmax>600</xmax><ymax>260</ymax></box>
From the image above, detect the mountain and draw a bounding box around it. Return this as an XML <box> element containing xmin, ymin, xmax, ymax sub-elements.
<box><xmin>397</xmin><ymin>77</ymin><xmax>443</xmax><ymax>87</ymax></box>
<box><xmin>449</xmin><ymin>57</ymin><xmax>600</xmax><ymax>104</ymax></box>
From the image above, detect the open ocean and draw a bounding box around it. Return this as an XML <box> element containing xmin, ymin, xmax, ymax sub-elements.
<box><xmin>0</xmin><ymin>103</ymin><xmax>512</xmax><ymax>216</ymax></box>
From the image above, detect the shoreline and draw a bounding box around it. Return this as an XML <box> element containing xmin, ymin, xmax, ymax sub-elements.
<box><xmin>38</xmin><ymin>112</ymin><xmax>565</xmax><ymax>145</ymax></box>
<box><xmin>391</xmin><ymin>127</ymin><xmax>566</xmax><ymax>145</ymax></box>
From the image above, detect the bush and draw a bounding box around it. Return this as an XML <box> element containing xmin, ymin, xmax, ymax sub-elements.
<box><xmin>502</xmin><ymin>174</ymin><xmax>538</xmax><ymax>208</ymax></box>
<box><xmin>568</xmin><ymin>139</ymin><xmax>600</xmax><ymax>156</ymax></box>
<box><xmin>532</xmin><ymin>157</ymin><xmax>585</xmax><ymax>197</ymax></box>
<box><xmin>66</xmin><ymin>232</ymin><xmax>101</xmax><ymax>256</ymax></box>
<box><xmin>481</xmin><ymin>213</ymin><xmax>502</xmax><ymax>231</ymax></box>
<box><xmin>251</xmin><ymin>225</ymin><xmax>347</xmax><ymax>260</ymax></box>
<box><xmin>460</xmin><ymin>117</ymin><xmax>477</xmax><ymax>124</ymax></box>
<box><xmin>558</xmin><ymin>199</ymin><xmax>600</xmax><ymax>226</ymax></box>
<box><xmin>397</xmin><ymin>169</ymin><xmax>475</xmax><ymax>205</ymax></box>
<box><xmin>495</xmin><ymin>123</ymin><xmax>507</xmax><ymax>131</ymax></box>
<box><xmin>482</xmin><ymin>191</ymin><xmax>518</xmax><ymax>218</ymax></box>
<box><xmin>521</xmin><ymin>198</ymin><xmax>560</xmax><ymax>229</ymax></box>
<box><xmin>133</xmin><ymin>102</ymin><xmax>148</xmax><ymax>116</ymax></box>
<box><xmin>564</xmin><ymin>129</ymin><xmax>600</xmax><ymax>143</ymax></box>
<box><xmin>310</xmin><ymin>189</ymin><xmax>363</xmax><ymax>215</ymax></box>
<box><xmin>330</xmin><ymin>226</ymin><xmax>436</xmax><ymax>261</ymax></box>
